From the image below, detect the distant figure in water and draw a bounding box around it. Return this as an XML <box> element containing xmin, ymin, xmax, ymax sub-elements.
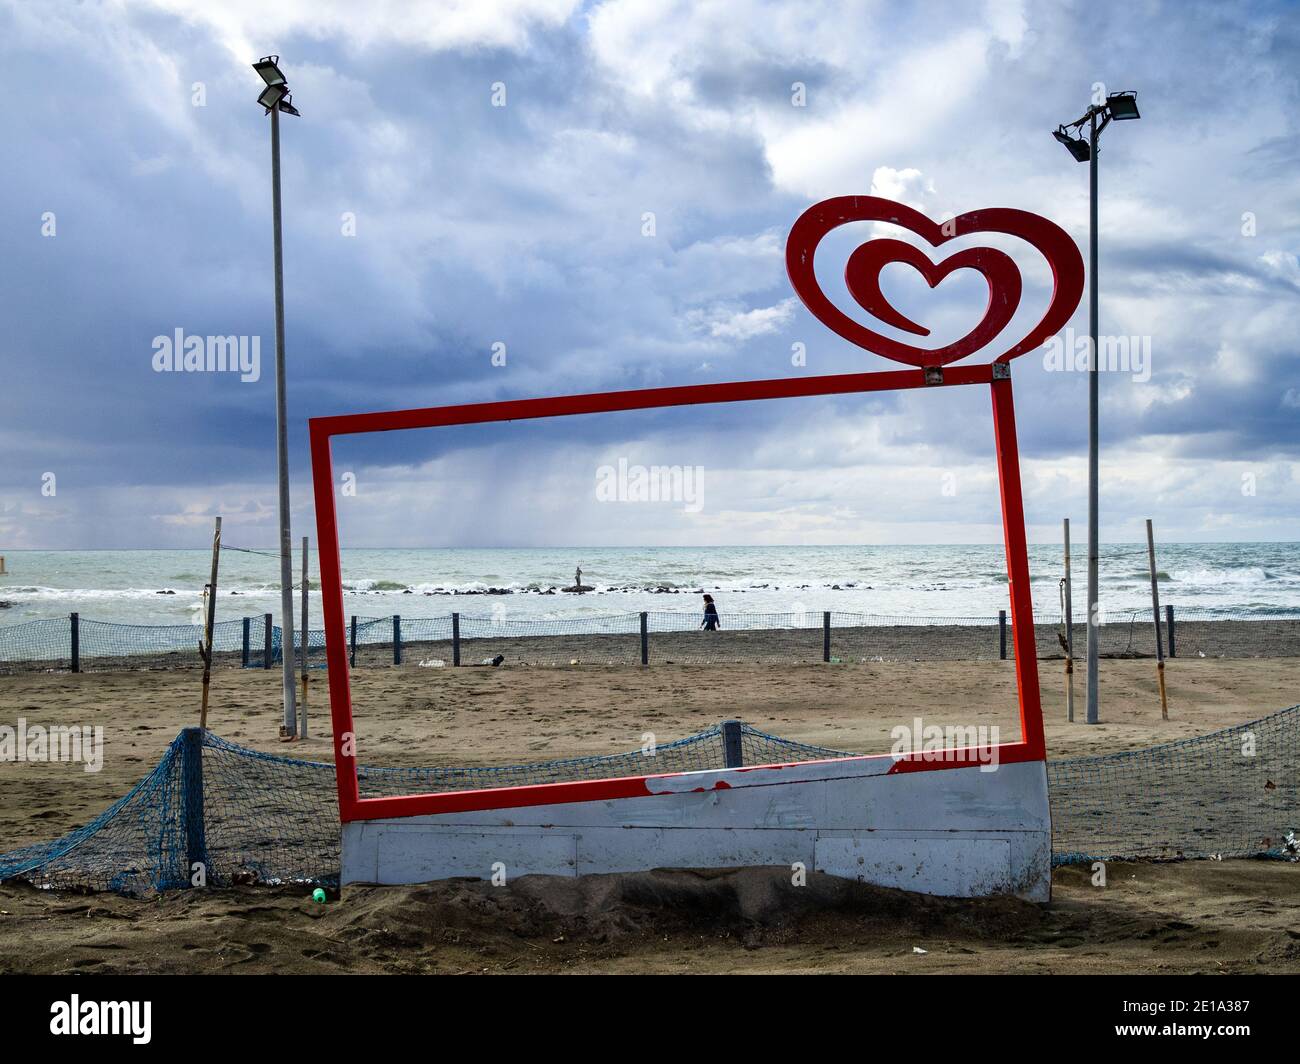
<box><xmin>563</xmin><ymin>566</ymin><xmax>591</xmax><ymax>594</ymax></box>
<box><xmin>700</xmin><ymin>594</ymin><xmax>720</xmax><ymax>631</ymax></box>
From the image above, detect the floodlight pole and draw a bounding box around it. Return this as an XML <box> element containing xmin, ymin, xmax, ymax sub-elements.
<box><xmin>270</xmin><ymin>100</ymin><xmax>297</xmax><ymax>738</ymax></box>
<box><xmin>1056</xmin><ymin>92</ymin><xmax>1137</xmax><ymax>725</ymax></box>
<box><xmin>1086</xmin><ymin>107</ymin><xmax>1100</xmax><ymax>725</ymax></box>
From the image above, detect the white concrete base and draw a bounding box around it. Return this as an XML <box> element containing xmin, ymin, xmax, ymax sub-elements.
<box><xmin>342</xmin><ymin>757</ymin><xmax>1052</xmax><ymax>901</ymax></box>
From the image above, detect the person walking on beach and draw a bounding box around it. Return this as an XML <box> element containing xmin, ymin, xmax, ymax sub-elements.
<box><xmin>700</xmin><ymin>593</ymin><xmax>721</xmax><ymax>632</ymax></box>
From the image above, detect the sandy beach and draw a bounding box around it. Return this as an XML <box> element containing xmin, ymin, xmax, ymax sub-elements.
<box><xmin>1</xmin><ymin>860</ymin><xmax>1298</xmax><ymax>974</ymax></box>
<box><xmin>1</xmin><ymin>651</ymin><xmax>1297</xmax><ymax>974</ymax></box>
<box><xmin>2</xmin><ymin>656</ymin><xmax>1297</xmax><ymax>849</ymax></box>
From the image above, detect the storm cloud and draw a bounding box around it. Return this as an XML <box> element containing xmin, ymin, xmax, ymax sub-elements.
<box><xmin>1</xmin><ymin>0</ymin><xmax>1296</xmax><ymax>549</ymax></box>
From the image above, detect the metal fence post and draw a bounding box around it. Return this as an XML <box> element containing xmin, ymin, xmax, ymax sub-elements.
<box><xmin>721</xmin><ymin>719</ymin><xmax>743</xmax><ymax>768</ymax></box>
<box><xmin>180</xmin><ymin>727</ymin><xmax>207</xmax><ymax>886</ymax></box>
<box><xmin>452</xmin><ymin>612</ymin><xmax>461</xmax><ymax>666</ymax></box>
<box><xmin>999</xmin><ymin>610</ymin><xmax>1007</xmax><ymax>660</ymax></box>
<box><xmin>393</xmin><ymin>615</ymin><xmax>402</xmax><ymax>665</ymax></box>
<box><xmin>241</xmin><ymin>616</ymin><xmax>250</xmax><ymax>668</ymax></box>
<box><xmin>70</xmin><ymin>612</ymin><xmax>80</xmax><ymax>673</ymax></box>
<box><xmin>823</xmin><ymin>611</ymin><xmax>831</xmax><ymax>662</ymax></box>
<box><xmin>1166</xmin><ymin>604</ymin><xmax>1176</xmax><ymax>658</ymax></box>
<box><xmin>263</xmin><ymin>613</ymin><xmax>273</xmax><ymax>669</ymax></box>
<box><xmin>640</xmin><ymin>612</ymin><xmax>648</xmax><ymax>665</ymax></box>
<box><xmin>299</xmin><ymin>535</ymin><xmax>310</xmax><ymax>739</ymax></box>
<box><xmin>350</xmin><ymin>615</ymin><xmax>357</xmax><ymax>668</ymax></box>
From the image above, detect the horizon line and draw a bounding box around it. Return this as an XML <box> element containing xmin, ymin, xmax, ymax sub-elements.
<box><xmin>2</xmin><ymin>540</ymin><xmax>1297</xmax><ymax>553</ymax></box>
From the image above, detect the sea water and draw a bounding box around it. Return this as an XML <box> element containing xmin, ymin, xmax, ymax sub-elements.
<box><xmin>0</xmin><ymin>543</ymin><xmax>1296</xmax><ymax>629</ymax></box>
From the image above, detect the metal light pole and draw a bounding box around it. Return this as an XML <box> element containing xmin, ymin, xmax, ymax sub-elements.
<box><xmin>1052</xmin><ymin>90</ymin><xmax>1140</xmax><ymax>726</ymax></box>
<box><xmin>1086</xmin><ymin>107</ymin><xmax>1100</xmax><ymax>726</ymax></box>
<box><xmin>254</xmin><ymin>57</ymin><xmax>302</xmax><ymax>738</ymax></box>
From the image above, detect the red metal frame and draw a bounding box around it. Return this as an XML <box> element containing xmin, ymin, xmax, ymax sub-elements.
<box><xmin>311</xmin><ymin>366</ymin><xmax>1045</xmax><ymax>822</ymax></box>
<box><xmin>311</xmin><ymin>196</ymin><xmax>1082</xmax><ymax>824</ymax></box>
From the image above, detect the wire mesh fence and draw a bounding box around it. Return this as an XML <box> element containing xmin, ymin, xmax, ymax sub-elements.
<box><xmin>0</xmin><ymin>606</ymin><xmax>1297</xmax><ymax>674</ymax></box>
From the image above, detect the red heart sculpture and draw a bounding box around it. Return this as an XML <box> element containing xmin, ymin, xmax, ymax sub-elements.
<box><xmin>786</xmin><ymin>196</ymin><xmax>1084</xmax><ymax>368</ymax></box>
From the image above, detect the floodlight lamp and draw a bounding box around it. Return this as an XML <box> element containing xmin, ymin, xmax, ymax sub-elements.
<box><xmin>1105</xmin><ymin>91</ymin><xmax>1140</xmax><ymax>120</ymax></box>
<box><xmin>258</xmin><ymin>83</ymin><xmax>288</xmax><ymax>111</ymax></box>
<box><xmin>1053</xmin><ymin>128</ymin><xmax>1091</xmax><ymax>163</ymax></box>
<box><xmin>253</xmin><ymin>56</ymin><xmax>286</xmax><ymax>87</ymax></box>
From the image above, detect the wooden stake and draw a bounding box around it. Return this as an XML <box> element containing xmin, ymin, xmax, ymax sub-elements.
<box><xmin>300</xmin><ymin>535</ymin><xmax>309</xmax><ymax>739</ymax></box>
<box><xmin>199</xmin><ymin>516</ymin><xmax>222</xmax><ymax>731</ymax></box>
<box><xmin>1063</xmin><ymin>518</ymin><xmax>1075</xmax><ymax>723</ymax></box>
<box><xmin>1145</xmin><ymin>518</ymin><xmax>1169</xmax><ymax>720</ymax></box>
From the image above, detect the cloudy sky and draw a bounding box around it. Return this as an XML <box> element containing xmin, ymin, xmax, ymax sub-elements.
<box><xmin>1</xmin><ymin>0</ymin><xmax>1297</xmax><ymax>549</ymax></box>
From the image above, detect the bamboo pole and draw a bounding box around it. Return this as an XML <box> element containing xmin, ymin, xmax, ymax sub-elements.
<box><xmin>1063</xmin><ymin>518</ymin><xmax>1075</xmax><ymax>723</ymax></box>
<box><xmin>1145</xmin><ymin>518</ymin><xmax>1169</xmax><ymax>720</ymax></box>
<box><xmin>199</xmin><ymin>516</ymin><xmax>222</xmax><ymax>731</ymax></box>
<box><xmin>300</xmin><ymin>535</ymin><xmax>309</xmax><ymax>738</ymax></box>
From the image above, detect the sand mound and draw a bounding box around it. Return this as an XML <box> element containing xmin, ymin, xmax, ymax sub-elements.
<box><xmin>335</xmin><ymin>867</ymin><xmax>1046</xmax><ymax>950</ymax></box>
<box><xmin>4</xmin><ymin>862</ymin><xmax>1297</xmax><ymax>973</ymax></box>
